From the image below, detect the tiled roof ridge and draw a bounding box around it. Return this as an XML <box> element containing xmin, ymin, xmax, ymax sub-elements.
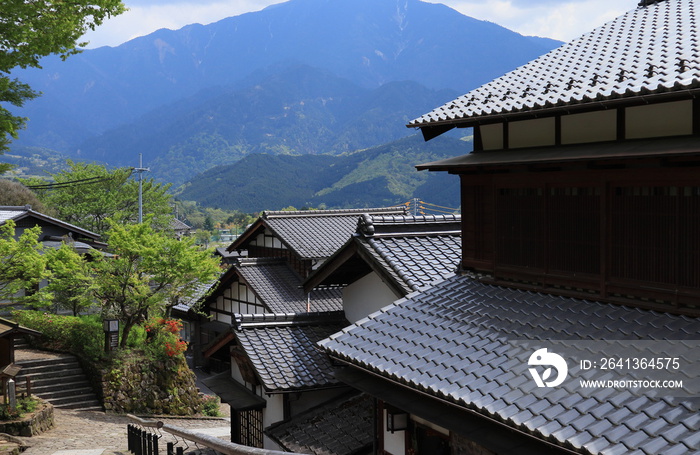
<box><xmin>0</xmin><ymin>205</ymin><xmax>34</xmax><ymax>211</ymax></box>
<box><xmin>357</xmin><ymin>213</ymin><xmax>462</xmax><ymax>237</ymax></box>
<box><xmin>235</xmin><ymin>311</ymin><xmax>347</xmax><ymax>329</ymax></box>
<box><xmin>262</xmin><ymin>206</ymin><xmax>406</xmax><ymax>219</ymax></box>
<box><xmin>409</xmin><ymin>0</ymin><xmax>700</xmax><ymax>128</ymax></box>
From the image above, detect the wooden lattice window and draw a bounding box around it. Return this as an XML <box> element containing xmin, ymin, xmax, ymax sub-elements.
<box><xmin>546</xmin><ymin>186</ymin><xmax>601</xmax><ymax>275</ymax></box>
<box><xmin>233</xmin><ymin>408</ymin><xmax>264</xmax><ymax>448</ymax></box>
<box><xmin>495</xmin><ymin>187</ymin><xmax>545</xmax><ymax>269</ymax></box>
<box><xmin>610</xmin><ymin>185</ymin><xmax>700</xmax><ymax>288</ymax></box>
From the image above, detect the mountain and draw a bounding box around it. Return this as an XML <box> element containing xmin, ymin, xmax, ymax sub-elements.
<box><xmin>77</xmin><ymin>65</ymin><xmax>460</xmax><ymax>185</ymax></box>
<box><xmin>175</xmin><ymin>134</ymin><xmax>471</xmax><ymax>212</ymax></box>
<box><xmin>11</xmin><ymin>0</ymin><xmax>561</xmax><ymax>155</ymax></box>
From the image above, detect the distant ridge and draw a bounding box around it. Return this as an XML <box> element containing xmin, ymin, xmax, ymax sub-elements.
<box><xmin>11</xmin><ymin>0</ymin><xmax>561</xmax><ymax>156</ymax></box>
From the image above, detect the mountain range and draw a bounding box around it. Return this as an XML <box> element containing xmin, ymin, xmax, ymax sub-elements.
<box><xmin>8</xmin><ymin>0</ymin><xmax>562</xmax><ymax>211</ymax></box>
<box><xmin>175</xmin><ymin>134</ymin><xmax>471</xmax><ymax>212</ymax></box>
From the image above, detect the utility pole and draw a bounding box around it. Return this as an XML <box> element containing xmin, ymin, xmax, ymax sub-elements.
<box><xmin>134</xmin><ymin>154</ymin><xmax>150</xmax><ymax>223</ymax></box>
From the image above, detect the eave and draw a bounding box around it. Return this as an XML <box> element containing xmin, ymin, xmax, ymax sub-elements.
<box><xmin>411</xmin><ymin>88</ymin><xmax>700</xmax><ymax>137</ymax></box>
<box><xmin>416</xmin><ymin>134</ymin><xmax>700</xmax><ymax>172</ymax></box>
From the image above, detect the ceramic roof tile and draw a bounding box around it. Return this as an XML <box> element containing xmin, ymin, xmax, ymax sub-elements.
<box><xmin>319</xmin><ymin>275</ymin><xmax>700</xmax><ymax>454</ymax></box>
<box><xmin>236</xmin><ymin>317</ymin><xmax>346</xmax><ymax>392</ymax></box>
<box><xmin>409</xmin><ymin>0</ymin><xmax>700</xmax><ymax>128</ymax></box>
<box><xmin>235</xmin><ymin>258</ymin><xmax>342</xmax><ymax>313</ymax></box>
<box><xmin>0</xmin><ymin>205</ymin><xmax>100</xmax><ymax>239</ymax></box>
<box><xmin>261</xmin><ymin>207</ymin><xmax>406</xmax><ymax>259</ymax></box>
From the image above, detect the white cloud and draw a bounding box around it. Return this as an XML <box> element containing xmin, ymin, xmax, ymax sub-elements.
<box><xmin>437</xmin><ymin>0</ymin><xmax>628</xmax><ymax>41</ymax></box>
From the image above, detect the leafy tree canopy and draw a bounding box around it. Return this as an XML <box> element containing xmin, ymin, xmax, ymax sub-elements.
<box><xmin>0</xmin><ymin>179</ymin><xmax>45</xmax><ymax>211</ymax></box>
<box><xmin>43</xmin><ymin>243</ymin><xmax>95</xmax><ymax>316</ymax></box>
<box><xmin>91</xmin><ymin>219</ymin><xmax>221</xmax><ymax>347</ymax></box>
<box><xmin>21</xmin><ymin>160</ymin><xmax>173</xmax><ymax>235</ymax></box>
<box><xmin>0</xmin><ymin>221</ymin><xmax>49</xmax><ymax>305</ymax></box>
<box><xmin>0</xmin><ymin>0</ymin><xmax>126</xmax><ymax>164</ymax></box>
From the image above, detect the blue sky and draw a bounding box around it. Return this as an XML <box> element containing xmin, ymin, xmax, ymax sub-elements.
<box><xmin>82</xmin><ymin>0</ymin><xmax>630</xmax><ymax>48</ymax></box>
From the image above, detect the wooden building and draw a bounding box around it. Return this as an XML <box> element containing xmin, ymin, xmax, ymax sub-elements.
<box><xmin>320</xmin><ymin>1</ymin><xmax>700</xmax><ymax>454</ymax></box>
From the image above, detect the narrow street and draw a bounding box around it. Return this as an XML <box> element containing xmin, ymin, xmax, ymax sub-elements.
<box><xmin>18</xmin><ymin>408</ymin><xmax>230</xmax><ymax>455</ymax></box>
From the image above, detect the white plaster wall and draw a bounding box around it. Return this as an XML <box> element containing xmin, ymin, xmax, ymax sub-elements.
<box><xmin>383</xmin><ymin>409</ymin><xmax>406</xmax><ymax>455</ymax></box>
<box><xmin>626</xmin><ymin>100</ymin><xmax>692</xmax><ymax>139</ymax></box>
<box><xmin>264</xmin><ymin>393</ymin><xmax>285</xmax><ymax>427</ymax></box>
<box><xmin>252</xmin><ymin>229</ymin><xmax>286</xmax><ymax>249</ymax></box>
<box><xmin>343</xmin><ymin>272</ymin><xmax>400</xmax><ymax>323</ymax></box>
<box><xmin>509</xmin><ymin>117</ymin><xmax>556</xmax><ymax>148</ymax></box>
<box><xmin>229</xmin><ymin>357</ymin><xmax>245</xmax><ymax>384</ymax></box>
<box><xmin>562</xmin><ymin>109</ymin><xmax>617</xmax><ymax>144</ymax></box>
<box><xmin>480</xmin><ymin>123</ymin><xmax>504</xmax><ymax>150</ymax></box>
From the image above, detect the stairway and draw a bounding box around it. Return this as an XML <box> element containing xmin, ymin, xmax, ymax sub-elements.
<box><xmin>15</xmin><ymin>352</ymin><xmax>103</xmax><ymax>411</ymax></box>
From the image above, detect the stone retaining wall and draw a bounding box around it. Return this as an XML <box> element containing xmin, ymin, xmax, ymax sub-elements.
<box><xmin>99</xmin><ymin>355</ymin><xmax>204</xmax><ymax>416</ymax></box>
<box><xmin>0</xmin><ymin>400</ymin><xmax>54</xmax><ymax>437</ymax></box>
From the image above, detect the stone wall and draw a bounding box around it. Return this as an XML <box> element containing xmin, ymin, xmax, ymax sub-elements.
<box><xmin>0</xmin><ymin>400</ymin><xmax>54</xmax><ymax>437</ymax></box>
<box><xmin>99</xmin><ymin>355</ymin><xmax>204</xmax><ymax>416</ymax></box>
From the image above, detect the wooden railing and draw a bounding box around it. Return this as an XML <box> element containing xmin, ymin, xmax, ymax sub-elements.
<box><xmin>126</xmin><ymin>414</ymin><xmax>310</xmax><ymax>455</ymax></box>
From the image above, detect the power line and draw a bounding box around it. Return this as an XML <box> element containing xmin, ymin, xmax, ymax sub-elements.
<box><xmin>419</xmin><ymin>206</ymin><xmax>457</xmax><ymax>214</ymax></box>
<box><xmin>24</xmin><ymin>175</ymin><xmax>119</xmax><ymax>190</ymax></box>
<box><xmin>419</xmin><ymin>200</ymin><xmax>459</xmax><ymax>211</ymax></box>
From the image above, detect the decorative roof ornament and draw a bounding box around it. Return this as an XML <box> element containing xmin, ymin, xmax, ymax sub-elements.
<box><xmin>639</xmin><ymin>0</ymin><xmax>668</xmax><ymax>6</ymax></box>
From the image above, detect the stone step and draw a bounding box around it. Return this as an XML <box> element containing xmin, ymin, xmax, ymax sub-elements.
<box><xmin>31</xmin><ymin>385</ymin><xmax>95</xmax><ymax>400</ymax></box>
<box><xmin>30</xmin><ymin>379</ymin><xmax>93</xmax><ymax>394</ymax></box>
<box><xmin>16</xmin><ymin>356</ymin><xmax>78</xmax><ymax>368</ymax></box>
<box><xmin>21</xmin><ymin>374</ymin><xmax>90</xmax><ymax>389</ymax></box>
<box><xmin>18</xmin><ymin>368</ymin><xmax>87</xmax><ymax>383</ymax></box>
<box><xmin>50</xmin><ymin>392</ymin><xmax>101</xmax><ymax>407</ymax></box>
<box><xmin>15</xmin><ymin>350</ymin><xmax>102</xmax><ymax>411</ymax></box>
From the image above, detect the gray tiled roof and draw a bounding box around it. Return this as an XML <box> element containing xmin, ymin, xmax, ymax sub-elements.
<box><xmin>409</xmin><ymin>0</ymin><xmax>700</xmax><ymax>127</ymax></box>
<box><xmin>235</xmin><ymin>314</ymin><xmax>347</xmax><ymax>392</ymax></box>
<box><xmin>261</xmin><ymin>207</ymin><xmax>406</xmax><ymax>260</ymax></box>
<box><xmin>236</xmin><ymin>258</ymin><xmax>342</xmax><ymax>313</ymax></box>
<box><xmin>170</xmin><ymin>218</ymin><xmax>192</xmax><ymax>231</ymax></box>
<box><xmin>0</xmin><ymin>206</ymin><xmax>100</xmax><ymax>239</ymax></box>
<box><xmin>320</xmin><ymin>275</ymin><xmax>700</xmax><ymax>455</ymax></box>
<box><xmin>266</xmin><ymin>393</ymin><xmax>373</xmax><ymax>455</ymax></box>
<box><xmin>356</xmin><ymin>215</ymin><xmax>461</xmax><ymax>294</ymax></box>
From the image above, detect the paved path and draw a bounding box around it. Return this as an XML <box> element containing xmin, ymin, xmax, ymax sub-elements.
<box><xmin>18</xmin><ymin>409</ymin><xmax>231</xmax><ymax>455</ymax></box>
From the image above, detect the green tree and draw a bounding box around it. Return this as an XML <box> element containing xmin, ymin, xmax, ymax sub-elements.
<box><xmin>0</xmin><ymin>0</ymin><xmax>126</xmax><ymax>169</ymax></box>
<box><xmin>91</xmin><ymin>220</ymin><xmax>221</xmax><ymax>348</ymax></box>
<box><xmin>22</xmin><ymin>161</ymin><xmax>172</xmax><ymax>235</ymax></box>
<box><xmin>0</xmin><ymin>221</ymin><xmax>49</xmax><ymax>305</ymax></box>
<box><xmin>0</xmin><ymin>179</ymin><xmax>45</xmax><ymax>211</ymax></box>
<box><xmin>43</xmin><ymin>243</ymin><xmax>94</xmax><ymax>316</ymax></box>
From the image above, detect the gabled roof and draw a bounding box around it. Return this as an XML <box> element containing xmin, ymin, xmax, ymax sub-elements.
<box><xmin>0</xmin><ymin>317</ymin><xmax>42</xmax><ymax>339</ymax></box>
<box><xmin>0</xmin><ymin>205</ymin><xmax>101</xmax><ymax>241</ymax></box>
<box><xmin>305</xmin><ymin>214</ymin><xmax>461</xmax><ymax>296</ymax></box>
<box><xmin>227</xmin><ymin>207</ymin><xmax>407</xmax><ymax>260</ymax></box>
<box><xmin>320</xmin><ymin>275</ymin><xmax>700</xmax><ymax>455</ymax></box>
<box><xmin>235</xmin><ymin>258</ymin><xmax>342</xmax><ymax>313</ymax></box>
<box><xmin>234</xmin><ymin>313</ymin><xmax>348</xmax><ymax>392</ymax></box>
<box><xmin>170</xmin><ymin>218</ymin><xmax>192</xmax><ymax>231</ymax></box>
<box><xmin>266</xmin><ymin>393</ymin><xmax>374</xmax><ymax>455</ymax></box>
<box><xmin>409</xmin><ymin>0</ymin><xmax>700</xmax><ymax>133</ymax></box>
